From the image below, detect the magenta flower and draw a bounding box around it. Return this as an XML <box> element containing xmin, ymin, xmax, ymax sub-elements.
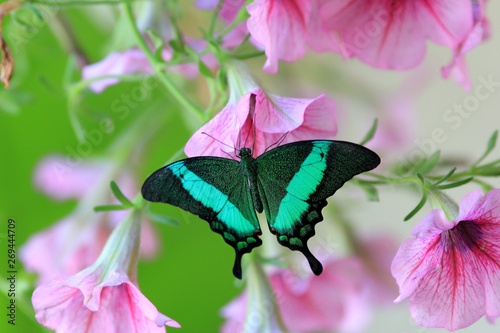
<box><xmin>247</xmin><ymin>0</ymin><xmax>313</xmax><ymax>73</ymax></box>
<box><xmin>442</xmin><ymin>0</ymin><xmax>491</xmax><ymax>90</ymax></box>
<box><xmin>310</xmin><ymin>0</ymin><xmax>473</xmax><ymax>69</ymax></box>
<box><xmin>391</xmin><ymin>189</ymin><xmax>500</xmax><ymax>330</ymax></box>
<box><xmin>222</xmin><ymin>258</ymin><xmax>374</xmax><ymax>333</ymax></box>
<box><xmin>184</xmin><ymin>61</ymin><xmax>336</xmax><ymax>158</ymax></box>
<box><xmin>32</xmin><ymin>209</ymin><xmax>180</xmax><ymax>332</ymax></box>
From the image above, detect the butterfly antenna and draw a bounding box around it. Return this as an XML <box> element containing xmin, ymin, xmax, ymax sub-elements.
<box><xmin>201</xmin><ymin>132</ymin><xmax>234</xmax><ymax>150</ymax></box>
<box><xmin>220</xmin><ymin>148</ymin><xmax>236</xmax><ymax>160</ymax></box>
<box><xmin>264</xmin><ymin>131</ymin><xmax>289</xmax><ymax>153</ymax></box>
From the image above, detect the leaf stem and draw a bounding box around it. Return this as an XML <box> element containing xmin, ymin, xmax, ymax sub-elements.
<box><xmin>123</xmin><ymin>3</ymin><xmax>204</xmax><ymax>119</ymax></box>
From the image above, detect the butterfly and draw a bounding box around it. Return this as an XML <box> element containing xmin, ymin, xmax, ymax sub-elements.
<box><xmin>141</xmin><ymin>139</ymin><xmax>380</xmax><ymax>279</ymax></box>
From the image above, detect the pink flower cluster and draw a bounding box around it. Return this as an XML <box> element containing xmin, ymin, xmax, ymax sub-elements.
<box><xmin>222</xmin><ymin>235</ymin><xmax>397</xmax><ymax>333</ymax></box>
<box><xmin>21</xmin><ymin>157</ymin><xmax>178</xmax><ymax>332</ymax></box>
<box><xmin>247</xmin><ymin>0</ymin><xmax>481</xmax><ymax>76</ymax></box>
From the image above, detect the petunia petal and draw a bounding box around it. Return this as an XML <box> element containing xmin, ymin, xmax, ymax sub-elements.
<box><xmin>247</xmin><ymin>0</ymin><xmax>313</xmax><ymax>73</ymax></box>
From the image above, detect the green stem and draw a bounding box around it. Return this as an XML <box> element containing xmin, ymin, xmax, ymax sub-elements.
<box><xmin>122</xmin><ymin>3</ymin><xmax>204</xmax><ymax>120</ymax></box>
<box><xmin>207</xmin><ymin>0</ymin><xmax>222</xmax><ymax>38</ymax></box>
<box><xmin>27</xmin><ymin>0</ymin><xmax>139</xmax><ymax>6</ymax></box>
<box><xmin>233</xmin><ymin>50</ymin><xmax>265</xmax><ymax>60</ymax></box>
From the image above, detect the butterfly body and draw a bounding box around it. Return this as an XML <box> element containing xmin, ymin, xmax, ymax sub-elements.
<box><xmin>142</xmin><ymin>140</ymin><xmax>380</xmax><ymax>279</ymax></box>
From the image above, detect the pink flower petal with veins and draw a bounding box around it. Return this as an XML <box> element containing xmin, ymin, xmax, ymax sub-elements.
<box><xmin>33</xmin><ymin>275</ymin><xmax>179</xmax><ymax>332</ymax></box>
<box><xmin>442</xmin><ymin>0</ymin><xmax>490</xmax><ymax>90</ymax></box>
<box><xmin>392</xmin><ymin>190</ymin><xmax>500</xmax><ymax>330</ymax></box>
<box><xmin>185</xmin><ymin>90</ymin><xmax>336</xmax><ymax>158</ymax></box>
<box><xmin>310</xmin><ymin>0</ymin><xmax>473</xmax><ymax>69</ymax></box>
<box><xmin>247</xmin><ymin>0</ymin><xmax>313</xmax><ymax>73</ymax></box>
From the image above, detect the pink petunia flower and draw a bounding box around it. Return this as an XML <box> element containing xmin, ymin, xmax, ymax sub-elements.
<box><xmin>184</xmin><ymin>61</ymin><xmax>336</xmax><ymax>158</ymax></box>
<box><xmin>82</xmin><ymin>49</ymin><xmax>152</xmax><ymax>93</ymax></box>
<box><xmin>83</xmin><ymin>42</ymin><xmax>217</xmax><ymax>93</ymax></box>
<box><xmin>309</xmin><ymin>0</ymin><xmax>473</xmax><ymax>69</ymax></box>
<box><xmin>20</xmin><ymin>156</ymin><xmax>159</xmax><ymax>283</ymax></box>
<box><xmin>32</xmin><ymin>209</ymin><xmax>180</xmax><ymax>332</ymax></box>
<box><xmin>247</xmin><ymin>0</ymin><xmax>313</xmax><ymax>73</ymax></box>
<box><xmin>441</xmin><ymin>0</ymin><xmax>491</xmax><ymax>90</ymax></box>
<box><xmin>391</xmin><ymin>189</ymin><xmax>500</xmax><ymax>330</ymax></box>
<box><xmin>222</xmin><ymin>257</ymin><xmax>374</xmax><ymax>333</ymax></box>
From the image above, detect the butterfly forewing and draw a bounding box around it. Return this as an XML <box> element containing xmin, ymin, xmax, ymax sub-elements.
<box><xmin>141</xmin><ymin>157</ymin><xmax>262</xmax><ymax>278</ymax></box>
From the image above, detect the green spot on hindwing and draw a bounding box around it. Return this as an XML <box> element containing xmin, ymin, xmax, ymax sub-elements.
<box><xmin>224</xmin><ymin>232</ymin><xmax>235</xmax><ymax>243</ymax></box>
<box><xmin>237</xmin><ymin>241</ymin><xmax>248</xmax><ymax>251</ymax></box>
<box><xmin>247</xmin><ymin>237</ymin><xmax>257</xmax><ymax>244</ymax></box>
<box><xmin>290</xmin><ymin>237</ymin><xmax>303</xmax><ymax>247</ymax></box>
<box><xmin>300</xmin><ymin>225</ymin><xmax>312</xmax><ymax>237</ymax></box>
<box><xmin>212</xmin><ymin>222</ymin><xmax>223</xmax><ymax>231</ymax></box>
<box><xmin>279</xmin><ymin>235</ymin><xmax>288</xmax><ymax>243</ymax></box>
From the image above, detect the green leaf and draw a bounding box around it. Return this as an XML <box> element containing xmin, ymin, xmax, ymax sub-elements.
<box><xmin>359</xmin><ymin>118</ymin><xmax>378</xmax><ymax>146</ymax></box>
<box><xmin>474</xmin><ymin>130</ymin><xmax>498</xmax><ymax>166</ymax></box>
<box><xmin>63</xmin><ymin>56</ymin><xmax>80</xmax><ymax>89</ymax></box>
<box><xmin>487</xmin><ymin>130</ymin><xmax>498</xmax><ymax>151</ymax></box>
<box><xmin>437</xmin><ymin>177</ymin><xmax>474</xmax><ymax>190</ymax></box>
<box><xmin>146</xmin><ymin>28</ymin><xmax>165</xmax><ymax>61</ymax></box>
<box><xmin>433</xmin><ymin>167</ymin><xmax>456</xmax><ymax>186</ymax></box>
<box><xmin>404</xmin><ymin>195</ymin><xmax>427</xmax><ymax>221</ymax></box>
<box><xmin>360</xmin><ymin>183</ymin><xmax>379</xmax><ymax>202</ymax></box>
<box><xmin>168</xmin><ymin>39</ymin><xmax>184</xmax><ymax>55</ymax></box>
<box><xmin>146</xmin><ymin>209</ymin><xmax>180</xmax><ymax>226</ymax></box>
<box><xmin>110</xmin><ymin>181</ymin><xmax>134</xmax><ymax>207</ymax></box>
<box><xmin>473</xmin><ymin>179</ymin><xmax>495</xmax><ymax>193</ymax></box>
<box><xmin>417</xmin><ymin>150</ymin><xmax>440</xmax><ymax>174</ymax></box>
<box><xmin>416</xmin><ymin>173</ymin><xmax>425</xmax><ymax>185</ymax></box>
<box><xmin>197</xmin><ymin>58</ymin><xmax>214</xmax><ymax>79</ymax></box>
<box><xmin>94</xmin><ymin>205</ymin><xmax>129</xmax><ymax>212</ymax></box>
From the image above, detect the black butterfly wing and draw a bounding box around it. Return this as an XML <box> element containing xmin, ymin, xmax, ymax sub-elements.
<box><xmin>141</xmin><ymin>157</ymin><xmax>262</xmax><ymax>279</ymax></box>
<box><xmin>255</xmin><ymin>140</ymin><xmax>380</xmax><ymax>275</ymax></box>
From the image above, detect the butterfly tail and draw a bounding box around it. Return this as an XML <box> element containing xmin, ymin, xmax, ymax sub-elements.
<box><xmin>232</xmin><ymin>252</ymin><xmax>243</xmax><ymax>279</ymax></box>
<box><xmin>300</xmin><ymin>247</ymin><xmax>323</xmax><ymax>276</ymax></box>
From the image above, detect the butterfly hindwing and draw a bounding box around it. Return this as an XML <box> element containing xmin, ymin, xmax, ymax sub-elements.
<box><xmin>256</xmin><ymin>140</ymin><xmax>380</xmax><ymax>275</ymax></box>
<box><xmin>141</xmin><ymin>157</ymin><xmax>262</xmax><ymax>278</ymax></box>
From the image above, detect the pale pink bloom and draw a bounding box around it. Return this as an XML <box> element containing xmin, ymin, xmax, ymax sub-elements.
<box><xmin>222</xmin><ymin>258</ymin><xmax>373</xmax><ymax>333</ymax></box>
<box><xmin>247</xmin><ymin>0</ymin><xmax>313</xmax><ymax>73</ymax></box>
<box><xmin>442</xmin><ymin>0</ymin><xmax>491</xmax><ymax>90</ymax></box>
<box><xmin>34</xmin><ymin>155</ymin><xmax>108</xmax><ymax>200</ymax></box>
<box><xmin>20</xmin><ymin>214</ymin><xmax>110</xmax><ymax>284</ymax></box>
<box><xmin>354</xmin><ymin>235</ymin><xmax>399</xmax><ymax>304</ymax></box>
<box><xmin>392</xmin><ymin>189</ymin><xmax>500</xmax><ymax>330</ymax></box>
<box><xmin>185</xmin><ymin>62</ymin><xmax>336</xmax><ymax>158</ymax></box>
<box><xmin>366</xmin><ymin>73</ymin><xmax>428</xmax><ymax>157</ymax></box>
<box><xmin>83</xmin><ymin>49</ymin><xmax>152</xmax><ymax>93</ymax></box>
<box><xmin>32</xmin><ymin>210</ymin><xmax>180</xmax><ymax>332</ymax></box>
<box><xmin>83</xmin><ymin>43</ymin><xmax>217</xmax><ymax>93</ymax></box>
<box><xmin>309</xmin><ymin>0</ymin><xmax>473</xmax><ymax>69</ymax></box>
<box><xmin>21</xmin><ymin>156</ymin><xmax>159</xmax><ymax>282</ymax></box>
